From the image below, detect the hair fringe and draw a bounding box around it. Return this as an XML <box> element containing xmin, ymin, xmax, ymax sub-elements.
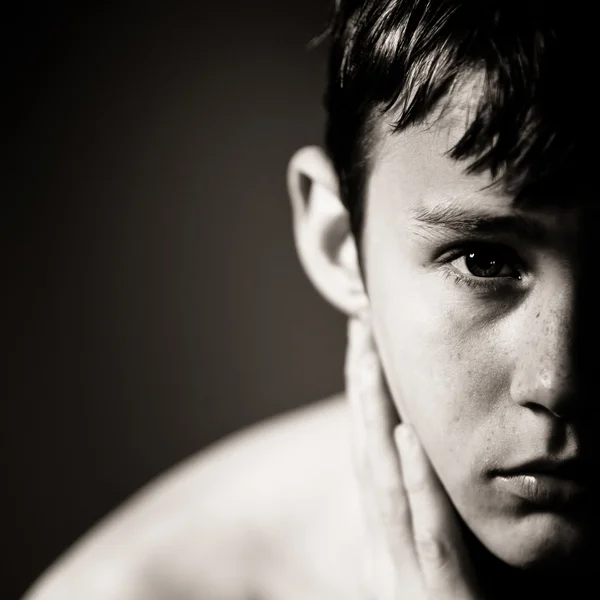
<box><xmin>324</xmin><ymin>0</ymin><xmax>588</xmax><ymax>212</ymax></box>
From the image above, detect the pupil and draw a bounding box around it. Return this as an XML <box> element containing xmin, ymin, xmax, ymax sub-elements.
<box><xmin>466</xmin><ymin>251</ymin><xmax>503</xmax><ymax>277</ymax></box>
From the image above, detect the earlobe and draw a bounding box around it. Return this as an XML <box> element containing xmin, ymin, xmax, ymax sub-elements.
<box><xmin>287</xmin><ymin>146</ymin><xmax>369</xmax><ymax>317</ymax></box>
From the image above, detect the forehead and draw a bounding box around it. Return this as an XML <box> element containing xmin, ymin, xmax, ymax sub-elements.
<box><xmin>366</xmin><ymin>99</ymin><xmax>581</xmax><ymax>243</ymax></box>
<box><xmin>367</xmin><ymin>75</ymin><xmax>492</xmax><ymax>199</ymax></box>
<box><xmin>370</xmin><ymin>106</ymin><xmax>505</xmax><ymax>214</ymax></box>
<box><xmin>368</xmin><ymin>70</ymin><xmax>591</xmax><ymax>216</ymax></box>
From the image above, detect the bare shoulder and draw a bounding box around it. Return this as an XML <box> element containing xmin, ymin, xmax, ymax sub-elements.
<box><xmin>24</xmin><ymin>395</ymin><xmax>363</xmax><ymax>600</ymax></box>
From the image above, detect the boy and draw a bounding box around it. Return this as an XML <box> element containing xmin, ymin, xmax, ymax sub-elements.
<box><xmin>24</xmin><ymin>1</ymin><xmax>599</xmax><ymax>598</ymax></box>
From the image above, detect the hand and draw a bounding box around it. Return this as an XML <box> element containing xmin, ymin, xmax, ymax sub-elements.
<box><xmin>345</xmin><ymin>317</ymin><xmax>483</xmax><ymax>600</ymax></box>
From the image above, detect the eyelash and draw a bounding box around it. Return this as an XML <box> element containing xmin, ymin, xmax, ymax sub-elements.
<box><xmin>440</xmin><ymin>243</ymin><xmax>525</xmax><ymax>293</ymax></box>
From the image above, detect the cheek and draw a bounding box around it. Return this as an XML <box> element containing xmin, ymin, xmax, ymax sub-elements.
<box><xmin>368</xmin><ymin>257</ymin><xmax>510</xmax><ymax>486</ymax></box>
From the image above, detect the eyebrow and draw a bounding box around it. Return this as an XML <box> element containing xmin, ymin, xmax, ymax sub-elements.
<box><xmin>410</xmin><ymin>203</ymin><xmax>547</xmax><ymax>243</ymax></box>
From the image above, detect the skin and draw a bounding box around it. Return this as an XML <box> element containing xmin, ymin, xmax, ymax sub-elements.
<box><xmin>361</xmin><ymin>110</ymin><xmax>595</xmax><ymax>570</ymax></box>
<box><xmin>345</xmin><ymin>315</ymin><xmax>481</xmax><ymax>599</ymax></box>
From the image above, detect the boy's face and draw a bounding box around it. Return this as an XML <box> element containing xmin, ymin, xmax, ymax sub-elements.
<box><xmin>363</xmin><ymin>100</ymin><xmax>597</xmax><ymax>568</ymax></box>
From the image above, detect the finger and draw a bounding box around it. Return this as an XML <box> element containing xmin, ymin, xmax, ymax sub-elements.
<box><xmin>395</xmin><ymin>424</ymin><xmax>482</xmax><ymax>600</ymax></box>
<box><xmin>345</xmin><ymin>318</ymin><xmax>420</xmax><ymax>575</ymax></box>
<box><xmin>345</xmin><ymin>318</ymin><xmax>381</xmax><ymax>594</ymax></box>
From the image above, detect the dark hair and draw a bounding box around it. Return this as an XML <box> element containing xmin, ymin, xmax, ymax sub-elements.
<box><xmin>324</xmin><ymin>0</ymin><xmax>589</xmax><ymax>249</ymax></box>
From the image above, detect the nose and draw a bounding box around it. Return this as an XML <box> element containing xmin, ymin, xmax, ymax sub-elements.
<box><xmin>509</xmin><ymin>283</ymin><xmax>577</xmax><ymax>419</ymax></box>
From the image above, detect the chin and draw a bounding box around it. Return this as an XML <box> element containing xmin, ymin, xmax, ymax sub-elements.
<box><xmin>479</xmin><ymin>511</ymin><xmax>590</xmax><ymax>571</ymax></box>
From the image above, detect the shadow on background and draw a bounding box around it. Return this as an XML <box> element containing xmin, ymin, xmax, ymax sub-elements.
<box><xmin>4</xmin><ymin>1</ymin><xmax>346</xmax><ymax>596</ymax></box>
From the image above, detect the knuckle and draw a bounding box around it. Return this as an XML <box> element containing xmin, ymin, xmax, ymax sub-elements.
<box><xmin>380</xmin><ymin>492</ymin><xmax>408</xmax><ymax>526</ymax></box>
<box><xmin>415</xmin><ymin>530</ymin><xmax>451</xmax><ymax>567</ymax></box>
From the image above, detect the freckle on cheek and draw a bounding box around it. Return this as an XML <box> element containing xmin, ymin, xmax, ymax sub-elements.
<box><xmin>450</xmin><ymin>346</ymin><xmax>463</xmax><ymax>362</ymax></box>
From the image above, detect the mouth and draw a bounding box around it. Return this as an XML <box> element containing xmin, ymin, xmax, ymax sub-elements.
<box><xmin>491</xmin><ymin>458</ymin><xmax>592</xmax><ymax>508</ymax></box>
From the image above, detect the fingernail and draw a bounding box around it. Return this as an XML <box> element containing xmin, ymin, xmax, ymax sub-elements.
<box><xmin>356</xmin><ymin>304</ymin><xmax>371</xmax><ymax>322</ymax></box>
<box><xmin>355</xmin><ymin>344</ymin><xmax>376</xmax><ymax>388</ymax></box>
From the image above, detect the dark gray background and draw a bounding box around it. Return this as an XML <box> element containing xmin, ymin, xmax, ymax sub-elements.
<box><xmin>4</xmin><ymin>2</ymin><xmax>346</xmax><ymax>596</ymax></box>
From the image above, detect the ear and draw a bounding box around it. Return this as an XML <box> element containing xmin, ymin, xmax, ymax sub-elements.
<box><xmin>287</xmin><ymin>146</ymin><xmax>369</xmax><ymax>317</ymax></box>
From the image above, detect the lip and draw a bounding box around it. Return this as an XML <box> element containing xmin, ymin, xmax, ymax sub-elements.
<box><xmin>494</xmin><ymin>473</ymin><xmax>588</xmax><ymax>506</ymax></box>
<box><xmin>492</xmin><ymin>457</ymin><xmax>592</xmax><ymax>507</ymax></box>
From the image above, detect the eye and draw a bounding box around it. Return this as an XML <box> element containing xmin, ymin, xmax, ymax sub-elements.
<box><xmin>440</xmin><ymin>243</ymin><xmax>525</xmax><ymax>293</ymax></box>
<box><xmin>452</xmin><ymin>246</ymin><xmax>521</xmax><ymax>279</ymax></box>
